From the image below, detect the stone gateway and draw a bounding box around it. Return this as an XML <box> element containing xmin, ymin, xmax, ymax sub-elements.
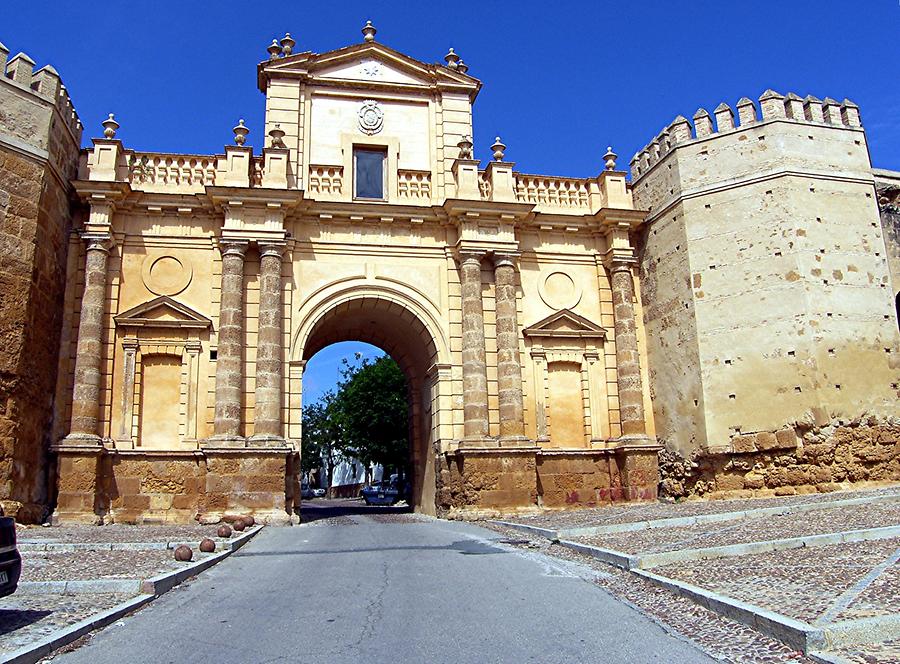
<box><xmin>0</xmin><ymin>25</ymin><xmax>897</xmax><ymax>524</ymax></box>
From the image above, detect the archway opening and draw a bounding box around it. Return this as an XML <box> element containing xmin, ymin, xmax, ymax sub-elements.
<box><xmin>300</xmin><ymin>295</ymin><xmax>442</xmax><ymax>515</ymax></box>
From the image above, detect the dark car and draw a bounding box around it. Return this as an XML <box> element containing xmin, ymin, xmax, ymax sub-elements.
<box><xmin>360</xmin><ymin>480</ymin><xmax>405</xmax><ymax>506</ymax></box>
<box><xmin>0</xmin><ymin>516</ymin><xmax>21</xmax><ymax>598</ymax></box>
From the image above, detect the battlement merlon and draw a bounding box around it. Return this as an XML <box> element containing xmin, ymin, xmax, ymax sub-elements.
<box><xmin>630</xmin><ymin>90</ymin><xmax>865</xmax><ymax>183</ymax></box>
<box><xmin>1</xmin><ymin>44</ymin><xmax>83</xmax><ymax>149</ymax></box>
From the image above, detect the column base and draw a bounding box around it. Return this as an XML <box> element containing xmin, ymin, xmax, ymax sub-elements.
<box><xmin>52</xmin><ymin>443</ymin><xmax>104</xmax><ymax>525</ymax></box>
<box><xmin>59</xmin><ymin>433</ymin><xmax>103</xmax><ymax>448</ymax></box>
<box><xmin>247</xmin><ymin>434</ymin><xmax>285</xmax><ymax>447</ymax></box>
<box><xmin>498</xmin><ymin>435</ymin><xmax>534</xmax><ymax>448</ymax></box>
<box><xmin>203</xmin><ymin>434</ymin><xmax>246</xmax><ymax>448</ymax></box>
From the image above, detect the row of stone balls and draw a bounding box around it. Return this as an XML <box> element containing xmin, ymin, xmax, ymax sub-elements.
<box><xmin>173</xmin><ymin>516</ymin><xmax>256</xmax><ymax>561</ymax></box>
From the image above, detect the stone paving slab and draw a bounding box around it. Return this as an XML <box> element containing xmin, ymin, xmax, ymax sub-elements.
<box><xmin>0</xmin><ymin>593</ymin><xmax>135</xmax><ymax>656</ymax></box>
<box><xmin>502</xmin><ymin>485</ymin><xmax>900</xmax><ymax>532</ymax></box>
<box><xmin>571</xmin><ymin>502</ymin><xmax>900</xmax><ymax>555</ymax></box>
<box><xmin>652</xmin><ymin>538</ymin><xmax>900</xmax><ymax>624</ymax></box>
<box><xmin>812</xmin><ymin>638</ymin><xmax>900</xmax><ymax>663</ymax></box>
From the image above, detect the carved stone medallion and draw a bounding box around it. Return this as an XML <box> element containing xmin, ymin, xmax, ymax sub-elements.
<box><xmin>538</xmin><ymin>271</ymin><xmax>582</xmax><ymax>310</ymax></box>
<box><xmin>358</xmin><ymin>99</ymin><xmax>384</xmax><ymax>135</ymax></box>
<box><xmin>141</xmin><ymin>254</ymin><xmax>193</xmax><ymax>296</ymax></box>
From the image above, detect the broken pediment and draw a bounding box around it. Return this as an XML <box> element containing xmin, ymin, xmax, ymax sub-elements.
<box><xmin>114</xmin><ymin>296</ymin><xmax>211</xmax><ymax>329</ymax></box>
<box><xmin>523</xmin><ymin>309</ymin><xmax>607</xmax><ymax>339</ymax></box>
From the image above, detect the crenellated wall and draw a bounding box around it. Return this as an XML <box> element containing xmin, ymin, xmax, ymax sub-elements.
<box><xmin>0</xmin><ymin>44</ymin><xmax>83</xmax><ymax>521</ymax></box>
<box><xmin>633</xmin><ymin>90</ymin><xmax>900</xmax><ymax>499</ymax></box>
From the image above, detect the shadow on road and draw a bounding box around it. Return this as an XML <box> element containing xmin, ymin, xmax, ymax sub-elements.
<box><xmin>299</xmin><ymin>498</ymin><xmax>411</xmax><ymax>524</ymax></box>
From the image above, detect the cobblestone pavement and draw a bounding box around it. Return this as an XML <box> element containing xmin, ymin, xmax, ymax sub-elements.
<box><xmin>0</xmin><ymin>593</ymin><xmax>134</xmax><ymax>656</ymax></box>
<box><xmin>502</xmin><ymin>485</ymin><xmax>900</xmax><ymax>532</ymax></box>
<box><xmin>493</xmin><ymin>485</ymin><xmax>900</xmax><ymax>662</ymax></box>
<box><xmin>483</xmin><ymin>522</ymin><xmax>812</xmax><ymax>663</ymax></box>
<box><xmin>654</xmin><ymin>538</ymin><xmax>900</xmax><ymax>623</ymax></box>
<box><xmin>16</xmin><ymin>524</ymin><xmax>219</xmax><ymax>544</ymax></box>
<box><xmin>21</xmin><ymin>549</ymin><xmax>211</xmax><ymax>582</ymax></box>
<box><xmin>574</xmin><ymin>502</ymin><xmax>899</xmax><ymax>554</ymax></box>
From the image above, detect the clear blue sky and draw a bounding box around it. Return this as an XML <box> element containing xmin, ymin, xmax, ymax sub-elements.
<box><xmin>5</xmin><ymin>1</ymin><xmax>897</xmax><ymax>403</ymax></box>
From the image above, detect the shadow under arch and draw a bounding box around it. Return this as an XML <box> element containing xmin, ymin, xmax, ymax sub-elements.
<box><xmin>293</xmin><ymin>283</ymin><xmax>451</xmax><ymax>515</ymax></box>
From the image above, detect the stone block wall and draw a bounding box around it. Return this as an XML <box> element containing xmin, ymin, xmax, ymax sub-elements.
<box><xmin>0</xmin><ymin>48</ymin><xmax>82</xmax><ymax>521</ymax></box>
<box><xmin>632</xmin><ymin>91</ymin><xmax>900</xmax><ymax>499</ymax></box>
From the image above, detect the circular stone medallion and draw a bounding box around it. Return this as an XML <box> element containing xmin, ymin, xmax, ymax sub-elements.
<box><xmin>358</xmin><ymin>100</ymin><xmax>384</xmax><ymax>135</ymax></box>
<box><xmin>141</xmin><ymin>254</ymin><xmax>193</xmax><ymax>296</ymax></box>
<box><xmin>538</xmin><ymin>271</ymin><xmax>582</xmax><ymax>310</ymax></box>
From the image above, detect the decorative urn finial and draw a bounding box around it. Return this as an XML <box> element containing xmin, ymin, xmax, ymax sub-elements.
<box><xmin>457</xmin><ymin>135</ymin><xmax>474</xmax><ymax>160</ymax></box>
<box><xmin>267</xmin><ymin>39</ymin><xmax>282</xmax><ymax>59</ymax></box>
<box><xmin>280</xmin><ymin>33</ymin><xmax>295</xmax><ymax>56</ymax></box>
<box><xmin>233</xmin><ymin>119</ymin><xmax>250</xmax><ymax>146</ymax></box>
<box><xmin>269</xmin><ymin>123</ymin><xmax>286</xmax><ymax>148</ymax></box>
<box><xmin>491</xmin><ymin>136</ymin><xmax>506</xmax><ymax>161</ymax></box>
<box><xmin>457</xmin><ymin>60</ymin><xmax>469</xmax><ymax>74</ymax></box>
<box><xmin>603</xmin><ymin>146</ymin><xmax>618</xmax><ymax>171</ymax></box>
<box><xmin>444</xmin><ymin>48</ymin><xmax>460</xmax><ymax>70</ymax></box>
<box><xmin>362</xmin><ymin>20</ymin><xmax>377</xmax><ymax>42</ymax></box>
<box><xmin>102</xmin><ymin>113</ymin><xmax>119</xmax><ymax>139</ymax></box>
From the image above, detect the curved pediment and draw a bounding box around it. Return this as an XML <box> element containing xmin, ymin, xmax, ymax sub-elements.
<box><xmin>114</xmin><ymin>296</ymin><xmax>211</xmax><ymax>329</ymax></box>
<box><xmin>523</xmin><ymin>309</ymin><xmax>607</xmax><ymax>339</ymax></box>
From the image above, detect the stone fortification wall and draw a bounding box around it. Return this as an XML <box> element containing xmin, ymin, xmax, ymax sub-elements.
<box><xmin>0</xmin><ymin>45</ymin><xmax>82</xmax><ymax>521</ymax></box>
<box><xmin>632</xmin><ymin>90</ymin><xmax>900</xmax><ymax>499</ymax></box>
<box><xmin>874</xmin><ymin>169</ymin><xmax>900</xmax><ymax>311</ymax></box>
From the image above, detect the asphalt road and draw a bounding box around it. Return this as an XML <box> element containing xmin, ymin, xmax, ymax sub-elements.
<box><xmin>54</xmin><ymin>501</ymin><xmax>713</xmax><ymax>663</ymax></box>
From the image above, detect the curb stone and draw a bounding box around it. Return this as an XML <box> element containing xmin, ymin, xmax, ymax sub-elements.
<box><xmin>0</xmin><ymin>525</ymin><xmax>263</xmax><ymax>664</ymax></box>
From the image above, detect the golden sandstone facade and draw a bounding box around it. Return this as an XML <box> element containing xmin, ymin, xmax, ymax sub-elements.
<box><xmin>0</xmin><ymin>25</ymin><xmax>897</xmax><ymax>524</ymax></box>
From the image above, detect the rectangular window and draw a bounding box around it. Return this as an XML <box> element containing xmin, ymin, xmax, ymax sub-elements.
<box><xmin>354</xmin><ymin>147</ymin><xmax>386</xmax><ymax>200</ymax></box>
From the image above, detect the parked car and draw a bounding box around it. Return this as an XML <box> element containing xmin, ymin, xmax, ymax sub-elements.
<box><xmin>360</xmin><ymin>480</ymin><xmax>405</xmax><ymax>506</ymax></box>
<box><xmin>312</xmin><ymin>488</ymin><xmax>326</xmax><ymax>497</ymax></box>
<box><xmin>300</xmin><ymin>482</ymin><xmax>314</xmax><ymax>499</ymax></box>
<box><xmin>0</xmin><ymin>516</ymin><xmax>21</xmax><ymax>598</ymax></box>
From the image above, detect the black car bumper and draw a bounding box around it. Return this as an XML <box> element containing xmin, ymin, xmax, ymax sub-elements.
<box><xmin>0</xmin><ymin>548</ymin><xmax>22</xmax><ymax>598</ymax></box>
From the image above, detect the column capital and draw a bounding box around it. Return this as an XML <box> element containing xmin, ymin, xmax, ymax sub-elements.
<box><xmin>82</xmin><ymin>233</ymin><xmax>114</xmax><ymax>253</ymax></box>
<box><xmin>218</xmin><ymin>238</ymin><xmax>249</xmax><ymax>258</ymax></box>
<box><xmin>603</xmin><ymin>255</ymin><xmax>637</xmax><ymax>273</ymax></box>
<box><xmin>457</xmin><ymin>249</ymin><xmax>486</xmax><ymax>266</ymax></box>
<box><xmin>491</xmin><ymin>251</ymin><xmax>520</xmax><ymax>269</ymax></box>
<box><xmin>258</xmin><ymin>241</ymin><xmax>287</xmax><ymax>259</ymax></box>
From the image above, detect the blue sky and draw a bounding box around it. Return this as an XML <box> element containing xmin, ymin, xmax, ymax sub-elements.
<box><xmin>5</xmin><ymin>1</ymin><xmax>897</xmax><ymax>403</ymax></box>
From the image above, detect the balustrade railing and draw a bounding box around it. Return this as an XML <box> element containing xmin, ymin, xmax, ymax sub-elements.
<box><xmin>126</xmin><ymin>152</ymin><xmax>218</xmax><ymax>192</ymax></box>
<box><xmin>397</xmin><ymin>169</ymin><xmax>431</xmax><ymax>201</ymax></box>
<box><xmin>307</xmin><ymin>164</ymin><xmax>343</xmax><ymax>197</ymax></box>
<box><xmin>514</xmin><ymin>174</ymin><xmax>591</xmax><ymax>209</ymax></box>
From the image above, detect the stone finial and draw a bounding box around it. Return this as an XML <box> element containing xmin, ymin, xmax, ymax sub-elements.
<box><xmin>102</xmin><ymin>113</ymin><xmax>119</xmax><ymax>139</ymax></box>
<box><xmin>457</xmin><ymin>60</ymin><xmax>469</xmax><ymax>74</ymax></box>
<box><xmin>444</xmin><ymin>48</ymin><xmax>460</xmax><ymax>70</ymax></box>
<box><xmin>457</xmin><ymin>135</ymin><xmax>474</xmax><ymax>160</ymax></box>
<box><xmin>491</xmin><ymin>136</ymin><xmax>506</xmax><ymax>161</ymax></box>
<box><xmin>784</xmin><ymin>92</ymin><xmax>805</xmax><ymax>120</ymax></box>
<box><xmin>714</xmin><ymin>102</ymin><xmax>735</xmax><ymax>131</ymax></box>
<box><xmin>233</xmin><ymin>118</ymin><xmax>250</xmax><ymax>146</ymax></box>
<box><xmin>362</xmin><ymin>20</ymin><xmax>377</xmax><ymax>42</ymax></box>
<box><xmin>280</xmin><ymin>33</ymin><xmax>295</xmax><ymax>56</ymax></box>
<box><xmin>603</xmin><ymin>146</ymin><xmax>617</xmax><ymax>171</ymax></box>
<box><xmin>693</xmin><ymin>108</ymin><xmax>714</xmax><ymax>137</ymax></box>
<box><xmin>268</xmin><ymin>123</ymin><xmax>286</xmax><ymax>148</ymax></box>
<box><xmin>736</xmin><ymin>97</ymin><xmax>757</xmax><ymax>125</ymax></box>
<box><xmin>840</xmin><ymin>99</ymin><xmax>861</xmax><ymax>128</ymax></box>
<box><xmin>267</xmin><ymin>39</ymin><xmax>282</xmax><ymax>59</ymax></box>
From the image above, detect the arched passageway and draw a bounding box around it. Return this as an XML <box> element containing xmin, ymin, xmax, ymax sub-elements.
<box><xmin>297</xmin><ymin>294</ymin><xmax>445</xmax><ymax>514</ymax></box>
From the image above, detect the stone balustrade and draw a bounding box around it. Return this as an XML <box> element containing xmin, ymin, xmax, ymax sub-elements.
<box><xmin>126</xmin><ymin>152</ymin><xmax>219</xmax><ymax>193</ymax></box>
<box><xmin>514</xmin><ymin>174</ymin><xmax>591</xmax><ymax>210</ymax></box>
<box><xmin>307</xmin><ymin>164</ymin><xmax>343</xmax><ymax>197</ymax></box>
<box><xmin>397</xmin><ymin>169</ymin><xmax>431</xmax><ymax>201</ymax></box>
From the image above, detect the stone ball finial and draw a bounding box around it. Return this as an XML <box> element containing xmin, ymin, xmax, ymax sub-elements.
<box><xmin>457</xmin><ymin>135</ymin><xmax>473</xmax><ymax>160</ymax></box>
<box><xmin>267</xmin><ymin>39</ymin><xmax>282</xmax><ymax>59</ymax></box>
<box><xmin>362</xmin><ymin>20</ymin><xmax>377</xmax><ymax>42</ymax></box>
<box><xmin>102</xmin><ymin>113</ymin><xmax>119</xmax><ymax>139</ymax></box>
<box><xmin>233</xmin><ymin>118</ymin><xmax>250</xmax><ymax>146</ymax></box>
<box><xmin>280</xmin><ymin>32</ymin><xmax>295</xmax><ymax>56</ymax></box>
<box><xmin>491</xmin><ymin>136</ymin><xmax>506</xmax><ymax>162</ymax></box>
<box><xmin>269</xmin><ymin>123</ymin><xmax>286</xmax><ymax>148</ymax></box>
<box><xmin>457</xmin><ymin>60</ymin><xmax>469</xmax><ymax>74</ymax></box>
<box><xmin>604</xmin><ymin>146</ymin><xmax>618</xmax><ymax>171</ymax></box>
<box><xmin>444</xmin><ymin>48</ymin><xmax>460</xmax><ymax>70</ymax></box>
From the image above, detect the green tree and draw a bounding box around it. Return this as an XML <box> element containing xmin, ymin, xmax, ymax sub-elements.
<box><xmin>333</xmin><ymin>355</ymin><xmax>408</xmax><ymax>478</ymax></box>
<box><xmin>300</xmin><ymin>391</ymin><xmax>344</xmax><ymax>496</ymax></box>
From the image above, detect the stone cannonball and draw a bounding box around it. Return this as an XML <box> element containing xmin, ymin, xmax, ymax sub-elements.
<box><xmin>232</xmin><ymin>518</ymin><xmax>246</xmax><ymax>532</ymax></box>
<box><xmin>199</xmin><ymin>538</ymin><xmax>216</xmax><ymax>553</ymax></box>
<box><xmin>217</xmin><ymin>524</ymin><xmax>232</xmax><ymax>538</ymax></box>
<box><xmin>174</xmin><ymin>545</ymin><xmax>193</xmax><ymax>562</ymax></box>
<box><xmin>242</xmin><ymin>515</ymin><xmax>255</xmax><ymax>527</ymax></box>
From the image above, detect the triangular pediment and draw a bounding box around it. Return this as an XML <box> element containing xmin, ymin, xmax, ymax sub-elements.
<box><xmin>115</xmin><ymin>296</ymin><xmax>211</xmax><ymax>329</ymax></box>
<box><xmin>523</xmin><ymin>309</ymin><xmax>607</xmax><ymax>339</ymax></box>
<box><xmin>258</xmin><ymin>42</ymin><xmax>480</xmax><ymax>98</ymax></box>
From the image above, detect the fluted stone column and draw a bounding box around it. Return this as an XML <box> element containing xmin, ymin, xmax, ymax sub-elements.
<box><xmin>493</xmin><ymin>254</ymin><xmax>526</xmax><ymax>440</ymax></box>
<box><xmin>459</xmin><ymin>251</ymin><xmax>489</xmax><ymax>440</ymax></box>
<box><xmin>250</xmin><ymin>242</ymin><xmax>285</xmax><ymax>443</ymax></box>
<box><xmin>212</xmin><ymin>240</ymin><xmax>248</xmax><ymax>441</ymax></box>
<box><xmin>609</xmin><ymin>262</ymin><xmax>647</xmax><ymax>437</ymax></box>
<box><xmin>64</xmin><ymin>236</ymin><xmax>112</xmax><ymax>443</ymax></box>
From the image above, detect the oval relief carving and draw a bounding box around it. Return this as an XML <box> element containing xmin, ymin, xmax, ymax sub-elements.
<box><xmin>141</xmin><ymin>254</ymin><xmax>193</xmax><ymax>296</ymax></box>
<box><xmin>538</xmin><ymin>271</ymin><xmax>582</xmax><ymax>310</ymax></box>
